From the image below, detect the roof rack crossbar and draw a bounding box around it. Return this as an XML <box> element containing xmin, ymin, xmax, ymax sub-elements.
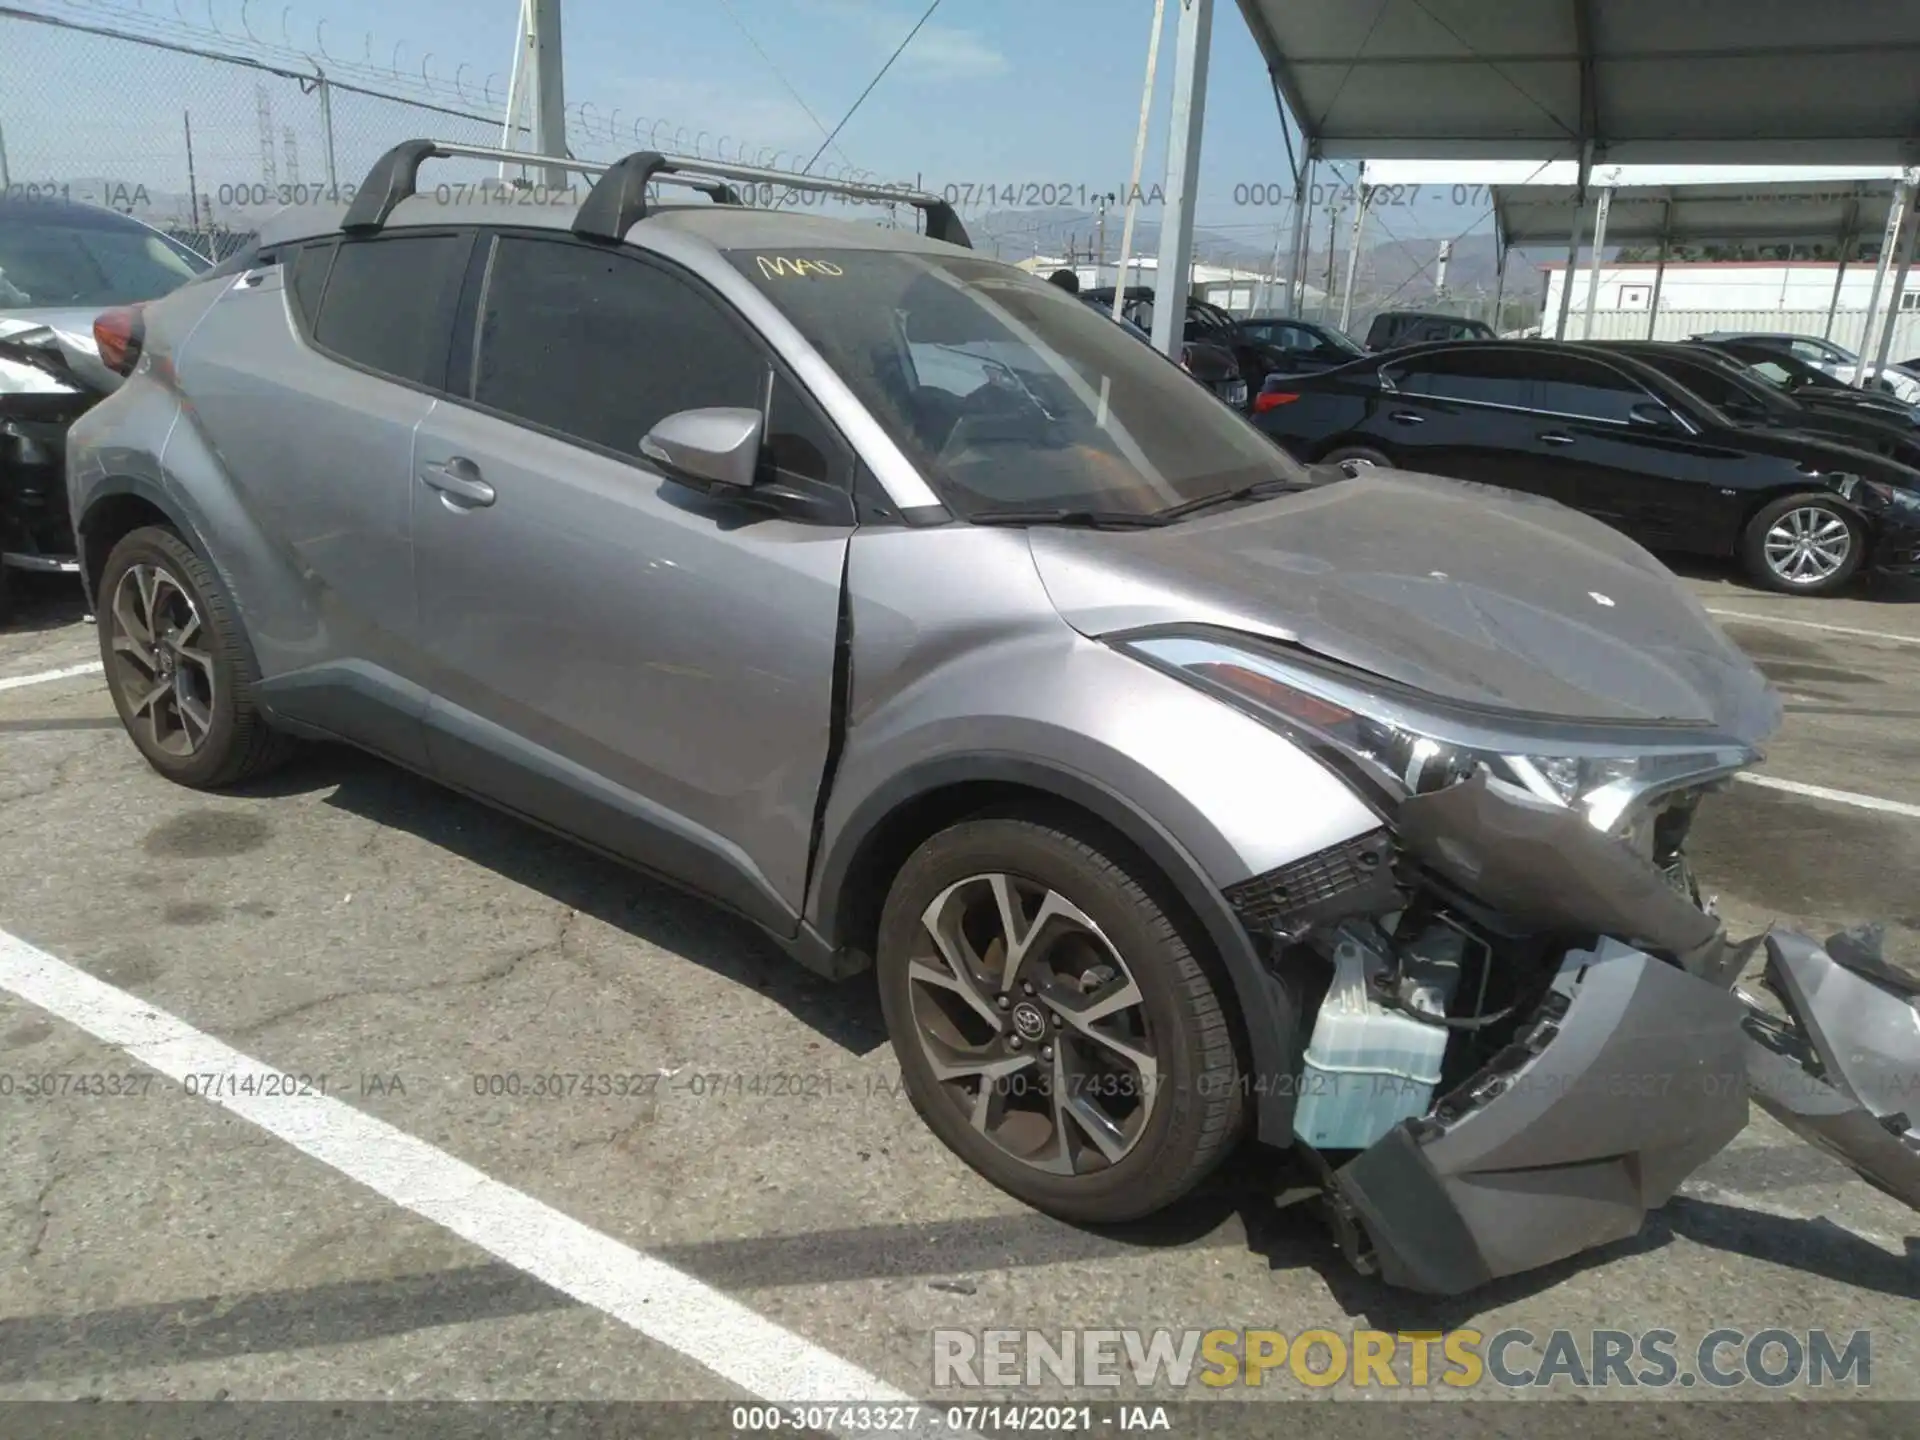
<box><xmin>342</xmin><ymin>140</ymin><xmax>742</xmax><ymax>234</ymax></box>
<box><xmin>574</xmin><ymin>151</ymin><xmax>973</xmax><ymax>248</ymax></box>
<box><xmin>344</xmin><ymin>138</ymin><xmax>970</xmax><ymax>249</ymax></box>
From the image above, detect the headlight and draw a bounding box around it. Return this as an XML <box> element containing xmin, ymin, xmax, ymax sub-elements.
<box><xmin>1120</xmin><ymin>633</ymin><xmax>1757</xmax><ymax>835</ymax></box>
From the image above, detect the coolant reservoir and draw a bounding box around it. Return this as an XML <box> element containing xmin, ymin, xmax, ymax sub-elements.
<box><xmin>1292</xmin><ymin>927</ymin><xmax>1462</xmax><ymax>1151</ymax></box>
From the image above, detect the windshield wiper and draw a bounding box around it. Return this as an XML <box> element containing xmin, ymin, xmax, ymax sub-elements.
<box><xmin>968</xmin><ymin>507</ymin><xmax>1169</xmax><ymax>529</ymax></box>
<box><xmin>1151</xmin><ymin>476</ymin><xmax>1309</xmax><ymax>522</ymax></box>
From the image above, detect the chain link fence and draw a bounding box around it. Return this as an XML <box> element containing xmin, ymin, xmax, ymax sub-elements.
<box><xmin>0</xmin><ymin>5</ymin><xmax>932</xmax><ymax>269</ymax></box>
<box><xmin>0</xmin><ymin>8</ymin><xmax>619</xmax><ymax>262</ymax></box>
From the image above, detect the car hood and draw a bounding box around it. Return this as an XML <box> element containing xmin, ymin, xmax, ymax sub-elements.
<box><xmin>1026</xmin><ymin>468</ymin><xmax>1780</xmax><ymax>737</ymax></box>
<box><xmin>0</xmin><ymin>309</ymin><xmax>117</xmax><ymax>395</ymax></box>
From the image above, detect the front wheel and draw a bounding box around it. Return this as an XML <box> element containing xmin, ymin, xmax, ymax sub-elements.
<box><xmin>1321</xmin><ymin>445</ymin><xmax>1392</xmax><ymax>476</ymax></box>
<box><xmin>1740</xmin><ymin>494</ymin><xmax>1863</xmax><ymax>596</ymax></box>
<box><xmin>876</xmin><ymin>816</ymin><xmax>1243</xmax><ymax>1223</ymax></box>
<box><xmin>97</xmin><ymin>525</ymin><xmax>293</xmax><ymax>788</ymax></box>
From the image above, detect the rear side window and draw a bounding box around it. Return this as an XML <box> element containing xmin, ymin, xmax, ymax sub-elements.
<box><xmin>470</xmin><ymin>235</ymin><xmax>847</xmax><ymax>494</ymax></box>
<box><xmin>286</xmin><ymin>241</ymin><xmax>335</xmax><ymax>330</ymax></box>
<box><xmin>308</xmin><ymin>233</ymin><xmax>466</xmax><ymax>388</ymax></box>
<box><xmin>1388</xmin><ymin>348</ymin><xmax>1532</xmax><ymax>407</ymax></box>
<box><xmin>1529</xmin><ymin>354</ymin><xmax>1649</xmax><ymax>423</ymax></box>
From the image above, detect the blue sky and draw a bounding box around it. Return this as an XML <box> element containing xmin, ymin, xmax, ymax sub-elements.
<box><xmin>279</xmin><ymin>0</ymin><xmax>1312</xmax><ymax>221</ymax></box>
<box><xmin>7</xmin><ymin>0</ymin><xmax>1517</xmax><ymax>284</ymax></box>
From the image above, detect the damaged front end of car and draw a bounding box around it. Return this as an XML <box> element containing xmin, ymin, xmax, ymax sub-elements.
<box><xmin>1121</xmin><ymin>629</ymin><xmax>1920</xmax><ymax>1294</ymax></box>
<box><xmin>1</xmin><ymin>320</ymin><xmax>100</xmax><ymax>589</ymax></box>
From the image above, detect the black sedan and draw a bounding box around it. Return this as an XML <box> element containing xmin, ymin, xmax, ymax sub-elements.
<box><xmin>1691</xmin><ymin>338</ymin><xmax>1920</xmax><ymax>426</ymax></box>
<box><xmin>1593</xmin><ymin>341</ymin><xmax>1920</xmax><ymax>472</ymax></box>
<box><xmin>1251</xmin><ymin>339</ymin><xmax>1920</xmax><ymax>595</ymax></box>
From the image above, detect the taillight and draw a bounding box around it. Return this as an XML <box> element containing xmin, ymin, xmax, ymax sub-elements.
<box><xmin>94</xmin><ymin>305</ymin><xmax>148</xmax><ymax>377</ymax></box>
<box><xmin>1253</xmin><ymin>390</ymin><xmax>1301</xmax><ymax>413</ymax></box>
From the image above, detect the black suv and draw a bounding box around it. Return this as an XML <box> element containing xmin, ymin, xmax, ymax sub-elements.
<box><xmin>1364</xmin><ymin>310</ymin><xmax>1496</xmax><ymax>351</ymax></box>
<box><xmin>1082</xmin><ymin>286</ymin><xmax>1281</xmax><ymax>391</ymax></box>
<box><xmin>1252</xmin><ymin>339</ymin><xmax>1920</xmax><ymax>594</ymax></box>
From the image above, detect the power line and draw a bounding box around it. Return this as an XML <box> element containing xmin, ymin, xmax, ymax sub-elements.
<box><xmin>713</xmin><ymin>0</ymin><xmax>855</xmax><ymax>172</ymax></box>
<box><xmin>795</xmin><ymin>0</ymin><xmax>943</xmax><ymax>179</ymax></box>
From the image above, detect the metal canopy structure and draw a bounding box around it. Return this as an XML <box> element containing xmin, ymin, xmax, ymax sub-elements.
<box><xmin>1153</xmin><ymin>0</ymin><xmax>1920</xmax><ymax>373</ymax></box>
<box><xmin>1484</xmin><ymin>178</ymin><xmax>1916</xmax><ymax>349</ymax></box>
<box><xmin>1491</xmin><ymin>180</ymin><xmax>1900</xmax><ymax>250</ymax></box>
<box><xmin>1231</xmin><ymin>0</ymin><xmax>1920</xmax><ymax>166</ymax></box>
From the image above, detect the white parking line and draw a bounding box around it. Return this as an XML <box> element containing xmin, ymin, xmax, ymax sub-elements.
<box><xmin>1704</xmin><ymin>608</ymin><xmax>1920</xmax><ymax>646</ymax></box>
<box><xmin>0</xmin><ymin>927</ymin><xmax>960</xmax><ymax>1432</ymax></box>
<box><xmin>0</xmin><ymin>661</ymin><xmax>103</xmax><ymax>693</ymax></box>
<box><xmin>1736</xmin><ymin>772</ymin><xmax>1920</xmax><ymax>820</ymax></box>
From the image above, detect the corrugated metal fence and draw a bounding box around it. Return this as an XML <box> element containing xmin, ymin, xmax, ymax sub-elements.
<box><xmin>1565</xmin><ymin>307</ymin><xmax>1920</xmax><ymax>357</ymax></box>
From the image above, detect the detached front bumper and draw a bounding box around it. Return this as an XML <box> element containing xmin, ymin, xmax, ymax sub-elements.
<box><xmin>1334</xmin><ymin>937</ymin><xmax>1748</xmax><ymax>1293</ymax></box>
<box><xmin>1248</xmin><ymin>768</ymin><xmax>1920</xmax><ymax>1294</ymax></box>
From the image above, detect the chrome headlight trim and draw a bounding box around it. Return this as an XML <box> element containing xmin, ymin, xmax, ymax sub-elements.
<box><xmin>1118</xmin><ymin>631</ymin><xmax>1757</xmax><ymax>835</ymax></box>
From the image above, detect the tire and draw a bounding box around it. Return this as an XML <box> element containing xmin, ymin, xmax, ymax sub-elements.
<box><xmin>96</xmin><ymin>525</ymin><xmax>294</xmax><ymax>788</ymax></box>
<box><xmin>1740</xmin><ymin>494</ymin><xmax>1864</xmax><ymax>596</ymax></box>
<box><xmin>877</xmin><ymin>815</ymin><xmax>1243</xmax><ymax>1223</ymax></box>
<box><xmin>1321</xmin><ymin>445</ymin><xmax>1392</xmax><ymax>475</ymax></box>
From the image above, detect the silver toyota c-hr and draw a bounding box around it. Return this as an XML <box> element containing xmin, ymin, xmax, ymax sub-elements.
<box><xmin>65</xmin><ymin>143</ymin><xmax>1920</xmax><ymax>1295</ymax></box>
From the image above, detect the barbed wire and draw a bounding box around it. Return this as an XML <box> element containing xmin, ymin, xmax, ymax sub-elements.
<box><xmin>17</xmin><ymin>0</ymin><xmax>866</xmax><ymax>175</ymax></box>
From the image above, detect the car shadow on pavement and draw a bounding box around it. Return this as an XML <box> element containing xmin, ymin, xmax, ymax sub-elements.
<box><xmin>229</xmin><ymin>744</ymin><xmax>890</xmax><ymax>1060</ymax></box>
<box><xmin>1657</xmin><ymin>551</ymin><xmax>1920</xmax><ymax>605</ymax></box>
<box><xmin>0</xmin><ymin>573</ymin><xmax>91</xmax><ymax>633</ymax></box>
<box><xmin>1035</xmin><ymin>1144</ymin><xmax>1920</xmax><ymax>1329</ymax></box>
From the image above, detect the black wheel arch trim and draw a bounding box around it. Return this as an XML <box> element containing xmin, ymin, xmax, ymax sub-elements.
<box><xmin>812</xmin><ymin>752</ymin><xmax>1304</xmax><ymax>1147</ymax></box>
<box><xmin>74</xmin><ymin>475</ymin><xmax>214</xmax><ymax>614</ymax></box>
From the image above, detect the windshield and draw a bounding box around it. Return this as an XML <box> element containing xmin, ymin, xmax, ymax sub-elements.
<box><xmin>727</xmin><ymin>248</ymin><xmax>1302</xmax><ymax>517</ymax></box>
<box><xmin>0</xmin><ymin>213</ymin><xmax>208</xmax><ymax>310</ymax></box>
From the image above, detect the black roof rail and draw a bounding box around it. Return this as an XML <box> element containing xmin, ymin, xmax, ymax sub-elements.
<box><xmin>574</xmin><ymin>150</ymin><xmax>972</xmax><ymax>248</ymax></box>
<box><xmin>342</xmin><ymin>138</ymin><xmax>971</xmax><ymax>250</ymax></box>
<box><xmin>341</xmin><ymin>139</ymin><xmax>741</xmax><ymax>234</ymax></box>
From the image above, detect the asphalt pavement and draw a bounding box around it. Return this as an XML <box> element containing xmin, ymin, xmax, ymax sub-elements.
<box><xmin>1</xmin><ymin>563</ymin><xmax>1916</xmax><ymax>1428</ymax></box>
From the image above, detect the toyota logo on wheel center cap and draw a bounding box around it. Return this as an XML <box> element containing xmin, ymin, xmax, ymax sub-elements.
<box><xmin>1011</xmin><ymin>1002</ymin><xmax>1047</xmax><ymax>1042</ymax></box>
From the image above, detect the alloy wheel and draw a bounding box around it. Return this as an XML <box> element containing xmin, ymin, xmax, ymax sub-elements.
<box><xmin>1762</xmin><ymin>506</ymin><xmax>1852</xmax><ymax>585</ymax></box>
<box><xmin>907</xmin><ymin>873</ymin><xmax>1158</xmax><ymax>1176</ymax></box>
<box><xmin>107</xmin><ymin>563</ymin><xmax>216</xmax><ymax>757</ymax></box>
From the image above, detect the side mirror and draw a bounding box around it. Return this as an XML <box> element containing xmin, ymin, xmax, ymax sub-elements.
<box><xmin>639</xmin><ymin>407</ymin><xmax>763</xmax><ymax>489</ymax></box>
<box><xmin>1628</xmin><ymin>402</ymin><xmax>1678</xmax><ymax>431</ymax></box>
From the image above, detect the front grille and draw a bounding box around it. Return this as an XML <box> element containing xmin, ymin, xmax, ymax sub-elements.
<box><xmin>1225</xmin><ymin>829</ymin><xmax>1398</xmax><ymax>932</ymax></box>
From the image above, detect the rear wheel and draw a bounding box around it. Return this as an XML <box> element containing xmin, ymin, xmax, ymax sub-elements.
<box><xmin>97</xmin><ymin>526</ymin><xmax>293</xmax><ymax>788</ymax></box>
<box><xmin>1322</xmin><ymin>445</ymin><xmax>1392</xmax><ymax>476</ymax></box>
<box><xmin>1740</xmin><ymin>494</ymin><xmax>1863</xmax><ymax>596</ymax></box>
<box><xmin>877</xmin><ymin>815</ymin><xmax>1242</xmax><ymax>1223</ymax></box>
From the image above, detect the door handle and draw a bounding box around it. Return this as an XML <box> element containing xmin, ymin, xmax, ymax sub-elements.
<box><xmin>421</xmin><ymin>456</ymin><xmax>496</xmax><ymax>507</ymax></box>
<box><xmin>1387</xmin><ymin>411</ymin><xmax>1426</xmax><ymax>425</ymax></box>
<box><xmin>1537</xmin><ymin>431</ymin><xmax>1576</xmax><ymax>446</ymax></box>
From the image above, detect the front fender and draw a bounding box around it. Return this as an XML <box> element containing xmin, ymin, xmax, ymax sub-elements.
<box><xmin>816</xmin><ymin>597</ymin><xmax>1380</xmax><ymax>1146</ymax></box>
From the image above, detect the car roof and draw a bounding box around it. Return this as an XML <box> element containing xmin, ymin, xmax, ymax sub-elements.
<box><xmin>0</xmin><ymin>194</ymin><xmax>175</xmax><ymax>233</ymax></box>
<box><xmin>255</xmin><ymin>193</ymin><xmax>971</xmax><ymax>260</ymax></box>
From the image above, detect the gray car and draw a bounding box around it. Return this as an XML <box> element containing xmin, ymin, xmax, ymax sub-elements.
<box><xmin>65</xmin><ymin>142</ymin><xmax>1920</xmax><ymax>1294</ymax></box>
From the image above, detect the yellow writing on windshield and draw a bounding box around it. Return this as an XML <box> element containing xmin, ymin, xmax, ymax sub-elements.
<box><xmin>756</xmin><ymin>256</ymin><xmax>845</xmax><ymax>279</ymax></box>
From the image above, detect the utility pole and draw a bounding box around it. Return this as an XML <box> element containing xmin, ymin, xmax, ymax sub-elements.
<box><xmin>1338</xmin><ymin>181</ymin><xmax>1370</xmax><ymax>333</ymax></box>
<box><xmin>1093</xmin><ymin>192</ymin><xmax>1116</xmax><ymax>280</ymax></box>
<box><xmin>1434</xmin><ymin>238</ymin><xmax>1452</xmax><ymax>300</ymax></box>
<box><xmin>501</xmin><ymin>0</ymin><xmax>569</xmax><ymax>189</ymax></box>
<box><xmin>1323</xmin><ymin>199</ymin><xmax>1341</xmax><ymax>320</ymax></box>
<box><xmin>183</xmin><ymin>111</ymin><xmax>201</xmax><ymax>229</ymax></box>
